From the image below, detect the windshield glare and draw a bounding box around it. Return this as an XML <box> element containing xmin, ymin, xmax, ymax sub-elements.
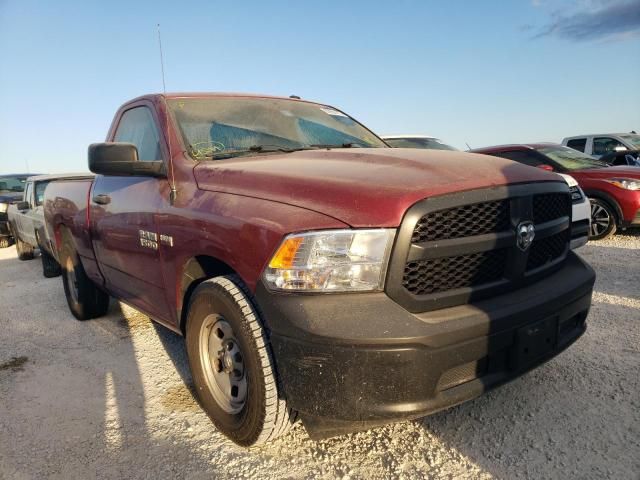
<box><xmin>385</xmin><ymin>137</ymin><xmax>457</xmax><ymax>151</ymax></box>
<box><xmin>538</xmin><ymin>146</ymin><xmax>608</xmax><ymax>170</ymax></box>
<box><xmin>0</xmin><ymin>176</ymin><xmax>28</xmax><ymax>193</ymax></box>
<box><xmin>619</xmin><ymin>134</ymin><xmax>640</xmax><ymax>149</ymax></box>
<box><xmin>168</xmin><ymin>97</ymin><xmax>387</xmax><ymax>159</ymax></box>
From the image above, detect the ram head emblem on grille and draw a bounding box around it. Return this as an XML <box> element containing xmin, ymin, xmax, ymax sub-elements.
<box><xmin>517</xmin><ymin>221</ymin><xmax>536</xmax><ymax>251</ymax></box>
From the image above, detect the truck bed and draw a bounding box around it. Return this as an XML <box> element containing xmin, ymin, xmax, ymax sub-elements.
<box><xmin>44</xmin><ymin>178</ymin><xmax>95</xmax><ymax>267</ymax></box>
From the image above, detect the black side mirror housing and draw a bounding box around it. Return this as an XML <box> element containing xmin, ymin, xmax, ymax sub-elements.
<box><xmin>16</xmin><ymin>201</ymin><xmax>30</xmax><ymax>211</ymax></box>
<box><xmin>88</xmin><ymin>143</ymin><xmax>166</xmax><ymax>178</ymax></box>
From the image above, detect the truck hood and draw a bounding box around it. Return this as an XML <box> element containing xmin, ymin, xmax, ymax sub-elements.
<box><xmin>572</xmin><ymin>165</ymin><xmax>640</xmax><ymax>179</ymax></box>
<box><xmin>194</xmin><ymin>148</ymin><xmax>560</xmax><ymax>227</ymax></box>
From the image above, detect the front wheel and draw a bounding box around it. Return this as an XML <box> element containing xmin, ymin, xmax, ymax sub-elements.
<box><xmin>16</xmin><ymin>235</ymin><xmax>35</xmax><ymax>260</ymax></box>
<box><xmin>185</xmin><ymin>275</ymin><xmax>297</xmax><ymax>446</ymax></box>
<box><xmin>589</xmin><ymin>198</ymin><xmax>617</xmax><ymax>240</ymax></box>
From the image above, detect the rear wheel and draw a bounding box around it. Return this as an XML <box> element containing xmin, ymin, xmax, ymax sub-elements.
<box><xmin>0</xmin><ymin>237</ymin><xmax>11</xmax><ymax>248</ymax></box>
<box><xmin>16</xmin><ymin>235</ymin><xmax>35</xmax><ymax>260</ymax></box>
<box><xmin>60</xmin><ymin>234</ymin><xmax>109</xmax><ymax>320</ymax></box>
<box><xmin>41</xmin><ymin>248</ymin><xmax>62</xmax><ymax>278</ymax></box>
<box><xmin>185</xmin><ymin>275</ymin><xmax>297</xmax><ymax>446</ymax></box>
<box><xmin>589</xmin><ymin>198</ymin><xmax>617</xmax><ymax>240</ymax></box>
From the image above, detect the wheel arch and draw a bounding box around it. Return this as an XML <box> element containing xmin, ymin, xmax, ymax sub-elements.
<box><xmin>178</xmin><ymin>255</ymin><xmax>237</xmax><ymax>334</ymax></box>
<box><xmin>582</xmin><ymin>189</ymin><xmax>623</xmax><ymax>225</ymax></box>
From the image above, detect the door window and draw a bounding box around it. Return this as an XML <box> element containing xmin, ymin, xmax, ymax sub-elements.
<box><xmin>566</xmin><ymin>138</ymin><xmax>586</xmax><ymax>152</ymax></box>
<box><xmin>114</xmin><ymin>107</ymin><xmax>162</xmax><ymax>161</ymax></box>
<box><xmin>34</xmin><ymin>181</ymin><xmax>48</xmax><ymax>206</ymax></box>
<box><xmin>593</xmin><ymin>137</ymin><xmax>626</xmax><ymax>156</ymax></box>
<box><xmin>23</xmin><ymin>183</ymin><xmax>33</xmax><ymax>206</ymax></box>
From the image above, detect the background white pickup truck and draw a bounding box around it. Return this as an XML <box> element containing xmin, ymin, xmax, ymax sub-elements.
<box><xmin>562</xmin><ymin>133</ymin><xmax>640</xmax><ymax>159</ymax></box>
<box><xmin>8</xmin><ymin>173</ymin><xmax>92</xmax><ymax>276</ymax></box>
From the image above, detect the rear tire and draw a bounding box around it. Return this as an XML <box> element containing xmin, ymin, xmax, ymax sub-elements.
<box><xmin>60</xmin><ymin>235</ymin><xmax>109</xmax><ymax>320</ymax></box>
<box><xmin>41</xmin><ymin>248</ymin><xmax>62</xmax><ymax>278</ymax></box>
<box><xmin>589</xmin><ymin>198</ymin><xmax>617</xmax><ymax>240</ymax></box>
<box><xmin>0</xmin><ymin>237</ymin><xmax>11</xmax><ymax>248</ymax></box>
<box><xmin>16</xmin><ymin>235</ymin><xmax>35</xmax><ymax>260</ymax></box>
<box><xmin>185</xmin><ymin>275</ymin><xmax>297</xmax><ymax>446</ymax></box>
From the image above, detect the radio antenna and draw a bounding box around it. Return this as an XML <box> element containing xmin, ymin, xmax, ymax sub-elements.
<box><xmin>157</xmin><ymin>24</ymin><xmax>167</xmax><ymax>93</ymax></box>
<box><xmin>157</xmin><ymin>24</ymin><xmax>177</xmax><ymax>204</ymax></box>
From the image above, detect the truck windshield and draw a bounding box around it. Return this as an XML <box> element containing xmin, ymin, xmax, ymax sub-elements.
<box><xmin>0</xmin><ymin>176</ymin><xmax>28</xmax><ymax>193</ymax></box>
<box><xmin>168</xmin><ymin>97</ymin><xmax>387</xmax><ymax>159</ymax></box>
<box><xmin>537</xmin><ymin>146</ymin><xmax>609</xmax><ymax>171</ymax></box>
<box><xmin>618</xmin><ymin>134</ymin><xmax>640</xmax><ymax>150</ymax></box>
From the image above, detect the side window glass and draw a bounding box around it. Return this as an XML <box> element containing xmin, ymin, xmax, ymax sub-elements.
<box><xmin>566</xmin><ymin>138</ymin><xmax>586</xmax><ymax>152</ymax></box>
<box><xmin>114</xmin><ymin>107</ymin><xmax>162</xmax><ymax>161</ymax></box>
<box><xmin>593</xmin><ymin>137</ymin><xmax>625</xmax><ymax>156</ymax></box>
<box><xmin>24</xmin><ymin>183</ymin><xmax>33</xmax><ymax>206</ymax></box>
<box><xmin>35</xmin><ymin>182</ymin><xmax>48</xmax><ymax>206</ymax></box>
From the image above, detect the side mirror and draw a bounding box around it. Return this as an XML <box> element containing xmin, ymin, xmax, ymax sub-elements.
<box><xmin>88</xmin><ymin>143</ymin><xmax>166</xmax><ymax>178</ymax></box>
<box><xmin>16</xmin><ymin>201</ymin><xmax>30</xmax><ymax>211</ymax></box>
<box><xmin>537</xmin><ymin>164</ymin><xmax>554</xmax><ymax>172</ymax></box>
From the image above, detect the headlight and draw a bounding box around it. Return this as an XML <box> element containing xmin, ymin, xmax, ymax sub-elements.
<box><xmin>264</xmin><ymin>229</ymin><xmax>395</xmax><ymax>292</ymax></box>
<box><xmin>0</xmin><ymin>203</ymin><xmax>8</xmax><ymax>213</ymax></box>
<box><xmin>605</xmin><ymin>178</ymin><xmax>640</xmax><ymax>190</ymax></box>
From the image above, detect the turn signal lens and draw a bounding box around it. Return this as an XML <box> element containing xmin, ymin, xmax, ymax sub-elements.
<box><xmin>268</xmin><ymin>237</ymin><xmax>304</xmax><ymax>269</ymax></box>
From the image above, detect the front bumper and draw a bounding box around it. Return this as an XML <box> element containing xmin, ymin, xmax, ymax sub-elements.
<box><xmin>256</xmin><ymin>252</ymin><xmax>595</xmax><ymax>439</ymax></box>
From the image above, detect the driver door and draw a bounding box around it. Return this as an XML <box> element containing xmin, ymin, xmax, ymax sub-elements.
<box><xmin>90</xmin><ymin>104</ymin><xmax>171</xmax><ymax>320</ymax></box>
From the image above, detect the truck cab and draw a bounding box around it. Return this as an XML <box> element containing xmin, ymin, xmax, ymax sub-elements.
<box><xmin>562</xmin><ymin>133</ymin><xmax>640</xmax><ymax>159</ymax></box>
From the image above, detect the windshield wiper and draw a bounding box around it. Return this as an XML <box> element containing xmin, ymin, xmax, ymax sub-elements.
<box><xmin>309</xmin><ymin>142</ymin><xmax>363</xmax><ymax>149</ymax></box>
<box><xmin>248</xmin><ymin>145</ymin><xmax>305</xmax><ymax>153</ymax></box>
<box><xmin>193</xmin><ymin>144</ymin><xmax>321</xmax><ymax>160</ymax></box>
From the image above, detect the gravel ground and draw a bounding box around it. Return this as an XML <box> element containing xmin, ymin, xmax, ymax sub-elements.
<box><xmin>0</xmin><ymin>232</ymin><xmax>638</xmax><ymax>479</ymax></box>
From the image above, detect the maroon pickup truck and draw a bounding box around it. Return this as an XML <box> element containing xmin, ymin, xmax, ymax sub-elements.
<box><xmin>44</xmin><ymin>93</ymin><xmax>595</xmax><ymax>446</ymax></box>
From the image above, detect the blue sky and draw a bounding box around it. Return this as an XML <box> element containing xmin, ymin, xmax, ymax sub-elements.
<box><xmin>1</xmin><ymin>0</ymin><xmax>639</xmax><ymax>174</ymax></box>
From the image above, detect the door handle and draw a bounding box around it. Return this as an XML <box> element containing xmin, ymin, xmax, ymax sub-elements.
<box><xmin>92</xmin><ymin>194</ymin><xmax>111</xmax><ymax>205</ymax></box>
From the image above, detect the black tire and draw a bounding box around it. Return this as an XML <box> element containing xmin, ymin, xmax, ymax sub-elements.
<box><xmin>185</xmin><ymin>275</ymin><xmax>296</xmax><ymax>446</ymax></box>
<box><xmin>589</xmin><ymin>198</ymin><xmax>617</xmax><ymax>240</ymax></box>
<box><xmin>16</xmin><ymin>235</ymin><xmax>35</xmax><ymax>261</ymax></box>
<box><xmin>41</xmin><ymin>248</ymin><xmax>62</xmax><ymax>278</ymax></box>
<box><xmin>60</xmin><ymin>234</ymin><xmax>109</xmax><ymax>320</ymax></box>
<box><xmin>0</xmin><ymin>237</ymin><xmax>11</xmax><ymax>248</ymax></box>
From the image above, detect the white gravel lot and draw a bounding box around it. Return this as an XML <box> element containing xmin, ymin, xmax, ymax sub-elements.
<box><xmin>0</xmin><ymin>232</ymin><xmax>638</xmax><ymax>479</ymax></box>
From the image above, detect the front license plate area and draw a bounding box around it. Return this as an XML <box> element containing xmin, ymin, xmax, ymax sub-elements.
<box><xmin>511</xmin><ymin>317</ymin><xmax>558</xmax><ymax>370</ymax></box>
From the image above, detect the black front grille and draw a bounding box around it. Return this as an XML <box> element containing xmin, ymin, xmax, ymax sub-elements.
<box><xmin>387</xmin><ymin>184</ymin><xmax>572</xmax><ymax>314</ymax></box>
<box><xmin>412</xmin><ymin>200</ymin><xmax>509</xmax><ymax>243</ymax></box>
<box><xmin>533</xmin><ymin>193</ymin><xmax>571</xmax><ymax>224</ymax></box>
<box><xmin>403</xmin><ymin>250</ymin><xmax>506</xmax><ymax>295</ymax></box>
<box><xmin>527</xmin><ymin>230</ymin><xmax>569</xmax><ymax>271</ymax></box>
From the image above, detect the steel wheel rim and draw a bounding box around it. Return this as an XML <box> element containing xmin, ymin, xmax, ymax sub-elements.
<box><xmin>199</xmin><ymin>314</ymin><xmax>247</xmax><ymax>414</ymax></box>
<box><xmin>590</xmin><ymin>203</ymin><xmax>611</xmax><ymax>237</ymax></box>
<box><xmin>66</xmin><ymin>258</ymin><xmax>79</xmax><ymax>304</ymax></box>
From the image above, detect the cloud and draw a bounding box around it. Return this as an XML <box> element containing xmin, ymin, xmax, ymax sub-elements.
<box><xmin>535</xmin><ymin>0</ymin><xmax>640</xmax><ymax>41</ymax></box>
